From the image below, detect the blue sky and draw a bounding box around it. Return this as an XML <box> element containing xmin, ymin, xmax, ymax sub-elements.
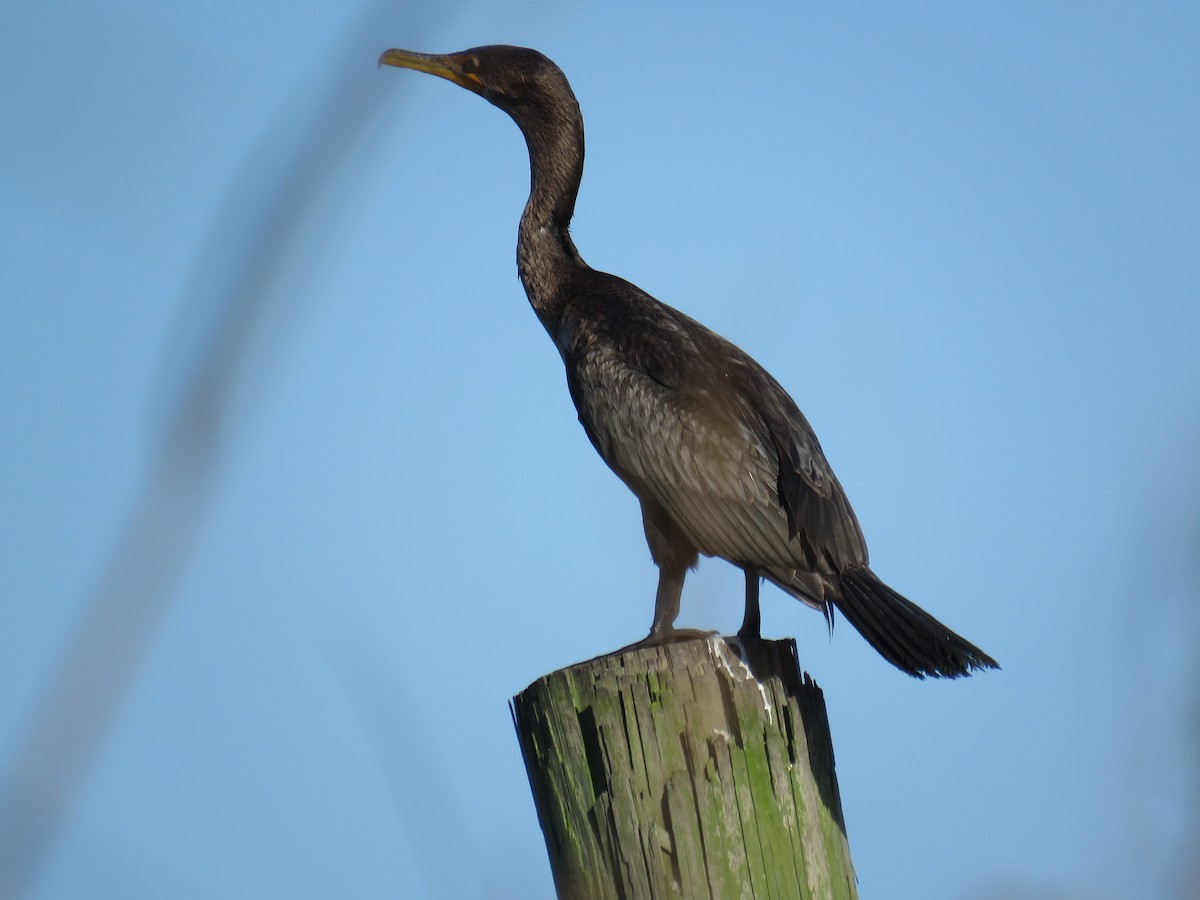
<box><xmin>2</xmin><ymin>1</ymin><xmax>1199</xmax><ymax>897</ymax></box>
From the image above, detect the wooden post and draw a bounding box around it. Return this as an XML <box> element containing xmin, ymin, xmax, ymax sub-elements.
<box><xmin>511</xmin><ymin>636</ymin><xmax>856</xmax><ymax>900</ymax></box>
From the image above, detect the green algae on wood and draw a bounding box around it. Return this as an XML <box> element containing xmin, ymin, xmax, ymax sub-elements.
<box><xmin>511</xmin><ymin>637</ymin><xmax>857</xmax><ymax>899</ymax></box>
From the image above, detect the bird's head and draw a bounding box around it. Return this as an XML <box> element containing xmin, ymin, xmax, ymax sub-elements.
<box><xmin>378</xmin><ymin>44</ymin><xmax>572</xmax><ymax>120</ymax></box>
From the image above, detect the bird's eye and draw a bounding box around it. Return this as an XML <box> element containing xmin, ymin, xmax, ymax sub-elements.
<box><xmin>461</xmin><ymin>56</ymin><xmax>479</xmax><ymax>74</ymax></box>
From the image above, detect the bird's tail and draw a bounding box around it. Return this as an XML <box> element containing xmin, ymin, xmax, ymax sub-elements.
<box><xmin>832</xmin><ymin>566</ymin><xmax>999</xmax><ymax>679</ymax></box>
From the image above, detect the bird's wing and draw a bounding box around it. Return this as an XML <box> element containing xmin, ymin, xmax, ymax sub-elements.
<box><xmin>563</xmin><ymin>297</ymin><xmax>867</xmax><ymax>574</ymax></box>
<box><xmin>562</xmin><ymin>314</ymin><xmax>800</xmax><ymax>570</ymax></box>
<box><xmin>739</xmin><ymin>354</ymin><xmax>868</xmax><ymax>571</ymax></box>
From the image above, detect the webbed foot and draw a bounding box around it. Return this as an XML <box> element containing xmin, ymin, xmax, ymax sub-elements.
<box><xmin>614</xmin><ymin>627</ymin><xmax>719</xmax><ymax>655</ymax></box>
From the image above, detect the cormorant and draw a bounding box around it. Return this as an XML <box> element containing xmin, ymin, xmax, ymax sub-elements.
<box><xmin>380</xmin><ymin>45</ymin><xmax>998</xmax><ymax>678</ymax></box>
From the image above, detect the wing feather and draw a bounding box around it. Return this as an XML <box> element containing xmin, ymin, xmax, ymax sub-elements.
<box><xmin>561</xmin><ymin>283</ymin><xmax>866</xmax><ymax>575</ymax></box>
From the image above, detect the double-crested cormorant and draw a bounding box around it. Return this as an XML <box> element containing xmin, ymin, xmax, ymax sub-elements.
<box><xmin>381</xmin><ymin>45</ymin><xmax>998</xmax><ymax>678</ymax></box>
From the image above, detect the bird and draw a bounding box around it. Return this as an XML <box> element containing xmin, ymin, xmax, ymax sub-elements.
<box><xmin>380</xmin><ymin>44</ymin><xmax>998</xmax><ymax>678</ymax></box>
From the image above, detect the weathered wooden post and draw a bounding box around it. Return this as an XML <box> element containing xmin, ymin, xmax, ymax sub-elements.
<box><xmin>511</xmin><ymin>636</ymin><xmax>856</xmax><ymax>899</ymax></box>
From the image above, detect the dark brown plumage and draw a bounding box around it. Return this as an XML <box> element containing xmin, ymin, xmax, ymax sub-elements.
<box><xmin>380</xmin><ymin>45</ymin><xmax>998</xmax><ymax>678</ymax></box>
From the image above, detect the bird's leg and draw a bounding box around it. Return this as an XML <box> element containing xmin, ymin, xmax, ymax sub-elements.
<box><xmin>610</xmin><ymin>563</ymin><xmax>711</xmax><ymax>654</ymax></box>
<box><xmin>614</xmin><ymin>500</ymin><xmax>712</xmax><ymax>651</ymax></box>
<box><xmin>738</xmin><ymin>568</ymin><xmax>762</xmax><ymax>641</ymax></box>
<box><xmin>613</xmin><ymin>563</ymin><xmax>713</xmax><ymax>650</ymax></box>
<box><xmin>646</xmin><ymin>562</ymin><xmax>686</xmax><ymax>641</ymax></box>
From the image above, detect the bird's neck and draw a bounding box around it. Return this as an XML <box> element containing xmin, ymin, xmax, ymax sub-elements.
<box><xmin>515</xmin><ymin>106</ymin><xmax>587</xmax><ymax>330</ymax></box>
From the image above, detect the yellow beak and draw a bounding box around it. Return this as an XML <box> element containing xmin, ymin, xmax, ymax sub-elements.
<box><xmin>378</xmin><ymin>49</ymin><xmax>485</xmax><ymax>95</ymax></box>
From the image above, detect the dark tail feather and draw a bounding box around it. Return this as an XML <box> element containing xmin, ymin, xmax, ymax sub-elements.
<box><xmin>834</xmin><ymin>567</ymin><xmax>999</xmax><ymax>679</ymax></box>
